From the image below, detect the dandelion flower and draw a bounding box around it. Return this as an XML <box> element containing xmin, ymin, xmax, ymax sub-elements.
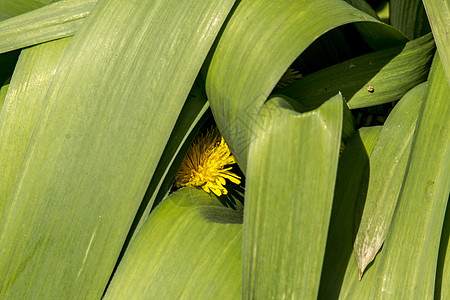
<box><xmin>175</xmin><ymin>127</ymin><xmax>241</xmax><ymax>196</ymax></box>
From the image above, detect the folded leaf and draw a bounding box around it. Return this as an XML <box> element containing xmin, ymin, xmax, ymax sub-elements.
<box><xmin>354</xmin><ymin>81</ymin><xmax>426</xmax><ymax>278</ymax></box>
<box><xmin>369</xmin><ymin>53</ymin><xmax>450</xmax><ymax>300</ymax></box>
<box><xmin>105</xmin><ymin>187</ymin><xmax>242</xmax><ymax>299</ymax></box>
<box><xmin>277</xmin><ymin>33</ymin><xmax>435</xmax><ymax>109</ymax></box>
<box><xmin>0</xmin><ymin>0</ymin><xmax>96</xmax><ymax>54</ymax></box>
<box><xmin>422</xmin><ymin>0</ymin><xmax>450</xmax><ymax>83</ymax></box>
<box><xmin>0</xmin><ymin>37</ymin><xmax>71</xmax><ymax>223</ymax></box>
<box><xmin>318</xmin><ymin>126</ymin><xmax>382</xmax><ymax>299</ymax></box>
<box><xmin>244</xmin><ymin>94</ymin><xmax>343</xmax><ymax>299</ymax></box>
<box><xmin>206</xmin><ymin>0</ymin><xmax>407</xmax><ymax>170</ymax></box>
<box><xmin>0</xmin><ymin>0</ymin><xmax>236</xmax><ymax>298</ymax></box>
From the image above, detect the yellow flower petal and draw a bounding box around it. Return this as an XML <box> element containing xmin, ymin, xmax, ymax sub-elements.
<box><xmin>175</xmin><ymin>127</ymin><xmax>241</xmax><ymax>196</ymax></box>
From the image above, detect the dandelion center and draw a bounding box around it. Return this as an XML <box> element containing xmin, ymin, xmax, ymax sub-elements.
<box><xmin>175</xmin><ymin>127</ymin><xmax>241</xmax><ymax>196</ymax></box>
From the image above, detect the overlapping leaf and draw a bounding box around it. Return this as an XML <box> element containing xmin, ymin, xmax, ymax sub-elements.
<box><xmin>0</xmin><ymin>37</ymin><xmax>71</xmax><ymax>222</ymax></box>
<box><xmin>0</xmin><ymin>0</ymin><xmax>96</xmax><ymax>54</ymax></box>
<box><xmin>0</xmin><ymin>0</ymin><xmax>235</xmax><ymax>298</ymax></box>
<box><xmin>422</xmin><ymin>0</ymin><xmax>450</xmax><ymax>83</ymax></box>
<box><xmin>354</xmin><ymin>81</ymin><xmax>426</xmax><ymax>278</ymax></box>
<box><xmin>369</xmin><ymin>53</ymin><xmax>450</xmax><ymax>299</ymax></box>
<box><xmin>0</xmin><ymin>0</ymin><xmax>52</xmax><ymax>21</ymax></box>
<box><xmin>277</xmin><ymin>33</ymin><xmax>435</xmax><ymax>109</ymax></box>
<box><xmin>105</xmin><ymin>187</ymin><xmax>242</xmax><ymax>299</ymax></box>
<box><xmin>318</xmin><ymin>126</ymin><xmax>382</xmax><ymax>299</ymax></box>
<box><xmin>243</xmin><ymin>95</ymin><xmax>343</xmax><ymax>299</ymax></box>
<box><xmin>205</xmin><ymin>0</ymin><xmax>406</xmax><ymax>170</ymax></box>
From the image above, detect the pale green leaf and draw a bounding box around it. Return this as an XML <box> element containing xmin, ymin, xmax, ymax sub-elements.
<box><xmin>277</xmin><ymin>33</ymin><xmax>435</xmax><ymax>109</ymax></box>
<box><xmin>105</xmin><ymin>187</ymin><xmax>242</xmax><ymax>299</ymax></box>
<box><xmin>206</xmin><ymin>0</ymin><xmax>407</xmax><ymax>170</ymax></box>
<box><xmin>0</xmin><ymin>37</ymin><xmax>71</xmax><ymax>223</ymax></box>
<box><xmin>125</xmin><ymin>81</ymin><xmax>209</xmax><ymax>247</ymax></box>
<box><xmin>0</xmin><ymin>0</ymin><xmax>96</xmax><ymax>54</ymax></box>
<box><xmin>0</xmin><ymin>0</ymin><xmax>236</xmax><ymax>298</ymax></box>
<box><xmin>369</xmin><ymin>53</ymin><xmax>450</xmax><ymax>300</ymax></box>
<box><xmin>354</xmin><ymin>81</ymin><xmax>427</xmax><ymax>278</ymax></box>
<box><xmin>422</xmin><ymin>0</ymin><xmax>450</xmax><ymax>84</ymax></box>
<box><xmin>243</xmin><ymin>94</ymin><xmax>343</xmax><ymax>299</ymax></box>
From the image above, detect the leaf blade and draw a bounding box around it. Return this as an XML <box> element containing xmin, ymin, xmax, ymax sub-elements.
<box><xmin>244</xmin><ymin>94</ymin><xmax>343</xmax><ymax>299</ymax></box>
<box><xmin>0</xmin><ymin>0</ymin><xmax>236</xmax><ymax>298</ymax></box>
<box><xmin>369</xmin><ymin>53</ymin><xmax>450</xmax><ymax>300</ymax></box>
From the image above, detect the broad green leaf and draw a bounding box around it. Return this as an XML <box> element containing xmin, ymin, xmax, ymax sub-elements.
<box><xmin>390</xmin><ymin>0</ymin><xmax>431</xmax><ymax>39</ymax></box>
<box><xmin>105</xmin><ymin>187</ymin><xmax>242</xmax><ymax>299</ymax></box>
<box><xmin>318</xmin><ymin>126</ymin><xmax>382</xmax><ymax>299</ymax></box>
<box><xmin>243</xmin><ymin>94</ymin><xmax>343</xmax><ymax>299</ymax></box>
<box><xmin>354</xmin><ymin>82</ymin><xmax>426</xmax><ymax>278</ymax></box>
<box><xmin>422</xmin><ymin>0</ymin><xmax>450</xmax><ymax>84</ymax></box>
<box><xmin>124</xmin><ymin>81</ymin><xmax>209</xmax><ymax>248</ymax></box>
<box><xmin>0</xmin><ymin>37</ymin><xmax>71</xmax><ymax>223</ymax></box>
<box><xmin>369</xmin><ymin>53</ymin><xmax>450</xmax><ymax>299</ymax></box>
<box><xmin>0</xmin><ymin>0</ymin><xmax>96</xmax><ymax>54</ymax></box>
<box><xmin>0</xmin><ymin>0</ymin><xmax>236</xmax><ymax>298</ymax></box>
<box><xmin>206</xmin><ymin>0</ymin><xmax>407</xmax><ymax>171</ymax></box>
<box><xmin>277</xmin><ymin>33</ymin><xmax>435</xmax><ymax>110</ymax></box>
<box><xmin>0</xmin><ymin>0</ymin><xmax>52</xmax><ymax>21</ymax></box>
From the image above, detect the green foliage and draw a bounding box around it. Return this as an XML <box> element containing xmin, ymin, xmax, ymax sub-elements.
<box><xmin>0</xmin><ymin>0</ymin><xmax>448</xmax><ymax>299</ymax></box>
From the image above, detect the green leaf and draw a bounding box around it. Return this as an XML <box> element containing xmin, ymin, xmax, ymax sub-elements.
<box><xmin>422</xmin><ymin>0</ymin><xmax>450</xmax><ymax>84</ymax></box>
<box><xmin>0</xmin><ymin>77</ymin><xmax>9</xmax><ymax>111</ymax></box>
<box><xmin>354</xmin><ymin>81</ymin><xmax>426</xmax><ymax>279</ymax></box>
<box><xmin>243</xmin><ymin>94</ymin><xmax>343</xmax><ymax>299</ymax></box>
<box><xmin>0</xmin><ymin>0</ymin><xmax>96</xmax><ymax>54</ymax></box>
<box><xmin>369</xmin><ymin>53</ymin><xmax>450</xmax><ymax>299</ymax></box>
<box><xmin>390</xmin><ymin>0</ymin><xmax>431</xmax><ymax>39</ymax></box>
<box><xmin>105</xmin><ymin>187</ymin><xmax>242</xmax><ymax>299</ymax></box>
<box><xmin>0</xmin><ymin>0</ymin><xmax>236</xmax><ymax>298</ymax></box>
<box><xmin>206</xmin><ymin>0</ymin><xmax>407</xmax><ymax>170</ymax></box>
<box><xmin>277</xmin><ymin>33</ymin><xmax>435</xmax><ymax>109</ymax></box>
<box><xmin>318</xmin><ymin>126</ymin><xmax>382</xmax><ymax>299</ymax></box>
<box><xmin>436</xmin><ymin>200</ymin><xmax>450</xmax><ymax>299</ymax></box>
<box><xmin>0</xmin><ymin>37</ymin><xmax>71</xmax><ymax>223</ymax></box>
<box><xmin>124</xmin><ymin>80</ymin><xmax>209</xmax><ymax>247</ymax></box>
<box><xmin>344</xmin><ymin>0</ymin><xmax>379</xmax><ymax>20</ymax></box>
<box><xmin>0</xmin><ymin>0</ymin><xmax>52</xmax><ymax>21</ymax></box>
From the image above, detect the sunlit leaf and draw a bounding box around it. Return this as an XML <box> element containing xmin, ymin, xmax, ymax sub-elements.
<box><xmin>0</xmin><ymin>0</ymin><xmax>235</xmax><ymax>298</ymax></box>
<box><xmin>0</xmin><ymin>0</ymin><xmax>95</xmax><ymax>54</ymax></box>
<box><xmin>369</xmin><ymin>53</ymin><xmax>450</xmax><ymax>300</ymax></box>
<box><xmin>422</xmin><ymin>0</ymin><xmax>450</xmax><ymax>83</ymax></box>
<box><xmin>277</xmin><ymin>33</ymin><xmax>434</xmax><ymax>109</ymax></box>
<box><xmin>0</xmin><ymin>37</ymin><xmax>71</xmax><ymax>222</ymax></box>
<box><xmin>354</xmin><ymin>81</ymin><xmax>426</xmax><ymax>278</ymax></box>
<box><xmin>243</xmin><ymin>94</ymin><xmax>343</xmax><ymax>298</ymax></box>
<box><xmin>206</xmin><ymin>0</ymin><xmax>406</xmax><ymax>170</ymax></box>
<box><xmin>105</xmin><ymin>187</ymin><xmax>242</xmax><ymax>299</ymax></box>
